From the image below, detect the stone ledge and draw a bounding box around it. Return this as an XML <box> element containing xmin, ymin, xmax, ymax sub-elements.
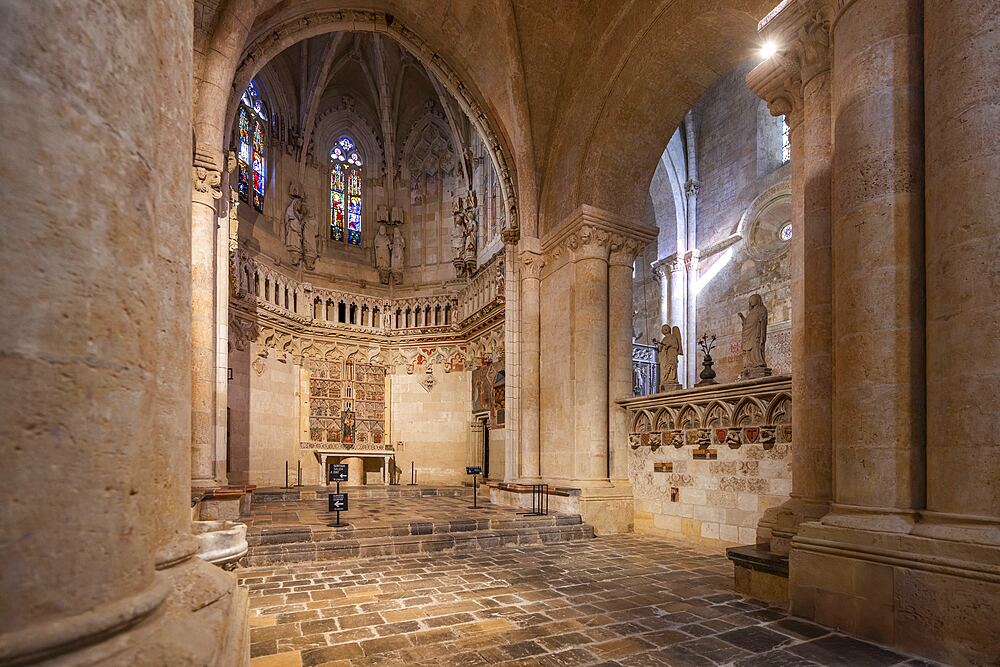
<box><xmin>727</xmin><ymin>542</ymin><xmax>790</xmax><ymax>577</ymax></box>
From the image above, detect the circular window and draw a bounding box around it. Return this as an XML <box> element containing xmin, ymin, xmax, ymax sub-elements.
<box><xmin>742</xmin><ymin>190</ymin><xmax>792</xmax><ymax>261</ymax></box>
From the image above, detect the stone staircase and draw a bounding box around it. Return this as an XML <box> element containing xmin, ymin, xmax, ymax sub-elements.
<box><xmin>242</xmin><ymin>487</ymin><xmax>594</xmax><ymax>566</ymax></box>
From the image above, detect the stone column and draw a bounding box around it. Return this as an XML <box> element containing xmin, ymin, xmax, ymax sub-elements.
<box><xmin>518</xmin><ymin>239</ymin><xmax>543</xmax><ymax>480</ymax></box>
<box><xmin>827</xmin><ymin>0</ymin><xmax>925</xmax><ymax>531</ymax></box>
<box><xmin>918</xmin><ymin>0</ymin><xmax>1000</xmax><ymax>546</ymax></box>
<box><xmin>570</xmin><ymin>226</ymin><xmax>612</xmax><ymax>482</ymax></box>
<box><xmin>343</xmin><ymin>457</ymin><xmax>364</xmax><ymax>486</ymax></box>
<box><xmin>748</xmin><ymin>2</ymin><xmax>835</xmax><ymax>553</ymax></box>
<box><xmin>0</xmin><ymin>2</ymin><xmax>246</xmax><ymax>663</ymax></box>
<box><xmin>682</xmin><ymin>249</ymin><xmax>700</xmax><ymax>386</ymax></box>
<box><xmin>192</xmin><ymin>147</ymin><xmax>222</xmax><ymax>489</ymax></box>
<box><xmin>608</xmin><ymin>238</ymin><xmax>642</xmax><ymax>481</ymax></box>
<box><xmin>502</xmin><ymin>228</ymin><xmax>522</xmax><ymax>482</ymax></box>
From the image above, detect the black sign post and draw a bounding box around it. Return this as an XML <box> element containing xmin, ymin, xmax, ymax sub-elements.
<box><xmin>466</xmin><ymin>466</ymin><xmax>483</xmax><ymax>509</ymax></box>
<box><xmin>327</xmin><ymin>463</ymin><xmax>350</xmax><ymax>527</ymax></box>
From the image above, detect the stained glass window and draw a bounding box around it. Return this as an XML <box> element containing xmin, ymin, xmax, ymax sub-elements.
<box><xmin>780</xmin><ymin>116</ymin><xmax>791</xmax><ymax>164</ymax></box>
<box><xmin>330</xmin><ymin>135</ymin><xmax>363</xmax><ymax>245</ymax></box>
<box><xmin>237</xmin><ymin>82</ymin><xmax>267</xmax><ymax>213</ymax></box>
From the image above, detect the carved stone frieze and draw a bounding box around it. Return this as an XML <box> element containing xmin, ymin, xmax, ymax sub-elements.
<box><xmin>623</xmin><ymin>376</ymin><xmax>791</xmax><ymax>452</ymax></box>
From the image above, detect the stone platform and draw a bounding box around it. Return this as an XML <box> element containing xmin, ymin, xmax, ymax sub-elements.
<box><xmin>242</xmin><ymin>487</ymin><xmax>594</xmax><ymax>566</ymax></box>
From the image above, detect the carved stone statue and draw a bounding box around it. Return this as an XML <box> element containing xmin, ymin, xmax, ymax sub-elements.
<box><xmin>451</xmin><ymin>197</ymin><xmax>468</xmax><ymax>278</ymax></box>
<box><xmin>300</xmin><ymin>196</ymin><xmax>318</xmax><ymax>271</ymax></box>
<box><xmin>658</xmin><ymin>324</ymin><xmax>683</xmax><ymax>392</ymax></box>
<box><xmin>390</xmin><ymin>226</ymin><xmax>405</xmax><ymax>285</ymax></box>
<box><xmin>463</xmin><ymin>190</ymin><xmax>478</xmax><ymax>274</ymax></box>
<box><xmin>283</xmin><ymin>186</ymin><xmax>304</xmax><ymax>266</ymax></box>
<box><xmin>374</xmin><ymin>223</ymin><xmax>391</xmax><ymax>284</ymax></box>
<box><xmin>739</xmin><ymin>293</ymin><xmax>771</xmax><ymax>378</ymax></box>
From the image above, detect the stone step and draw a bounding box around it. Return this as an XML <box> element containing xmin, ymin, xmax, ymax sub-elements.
<box><xmin>251</xmin><ymin>485</ymin><xmax>474</xmax><ymax>502</ymax></box>
<box><xmin>247</xmin><ymin>513</ymin><xmax>584</xmax><ymax>547</ymax></box>
<box><xmin>244</xmin><ymin>522</ymin><xmax>594</xmax><ymax>566</ymax></box>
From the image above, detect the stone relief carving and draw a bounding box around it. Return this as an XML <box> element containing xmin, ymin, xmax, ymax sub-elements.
<box><xmin>228</xmin><ymin>314</ymin><xmax>259</xmax><ymax>352</ymax></box>
<box><xmin>738</xmin><ymin>294</ymin><xmax>771</xmax><ymax>379</ymax></box>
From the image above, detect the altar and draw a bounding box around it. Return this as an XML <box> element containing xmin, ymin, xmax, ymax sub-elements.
<box><xmin>303</xmin><ymin>441</ymin><xmax>396</xmax><ymax>485</ymax></box>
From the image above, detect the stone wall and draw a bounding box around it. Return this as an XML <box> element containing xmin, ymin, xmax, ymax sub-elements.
<box><xmin>624</xmin><ymin>377</ymin><xmax>791</xmax><ymax>548</ymax></box>
<box><xmin>390</xmin><ymin>366</ymin><xmax>472</xmax><ymax>485</ymax></box>
<box><xmin>230</xmin><ymin>342</ymin><xmax>301</xmax><ymax>487</ymax></box>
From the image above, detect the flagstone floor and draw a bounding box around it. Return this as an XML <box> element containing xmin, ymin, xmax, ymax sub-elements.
<box><xmin>240</xmin><ymin>535</ymin><xmax>941</xmax><ymax>667</ymax></box>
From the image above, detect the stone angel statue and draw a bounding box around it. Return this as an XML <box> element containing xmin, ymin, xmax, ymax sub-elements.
<box><xmin>658</xmin><ymin>324</ymin><xmax>683</xmax><ymax>392</ymax></box>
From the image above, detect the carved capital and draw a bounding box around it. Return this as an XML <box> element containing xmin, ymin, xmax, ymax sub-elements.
<box><xmin>567</xmin><ymin>224</ymin><xmax>611</xmax><ymax>261</ymax></box>
<box><xmin>501</xmin><ymin>227</ymin><xmax>520</xmax><ymax>245</ymax></box>
<box><xmin>609</xmin><ymin>235</ymin><xmax>643</xmax><ymax>267</ymax></box>
<box><xmin>794</xmin><ymin>9</ymin><xmax>832</xmax><ymax>84</ymax></box>
<box><xmin>193</xmin><ymin>149</ymin><xmax>223</xmax><ymax>200</ymax></box>
<box><xmin>519</xmin><ymin>250</ymin><xmax>545</xmax><ymax>280</ymax></box>
<box><xmin>684</xmin><ymin>179</ymin><xmax>701</xmax><ymax>198</ymax></box>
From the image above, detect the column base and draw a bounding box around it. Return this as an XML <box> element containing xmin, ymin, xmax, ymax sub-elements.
<box><xmin>789</xmin><ymin>520</ymin><xmax>1000</xmax><ymax>666</ymax></box>
<box><xmin>0</xmin><ymin>555</ymin><xmax>248</xmax><ymax>666</ymax></box>
<box><xmin>765</xmin><ymin>497</ymin><xmax>832</xmax><ymax>555</ymax></box>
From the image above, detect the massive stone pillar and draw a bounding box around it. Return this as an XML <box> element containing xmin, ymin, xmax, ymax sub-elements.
<box><xmin>918</xmin><ymin>0</ymin><xmax>1000</xmax><ymax>547</ymax></box>
<box><xmin>538</xmin><ymin>207</ymin><xmax>655</xmax><ymax>534</ymax></box>
<box><xmin>748</xmin><ymin>0</ymin><xmax>834</xmax><ymax>554</ymax></box>
<box><xmin>826</xmin><ymin>0</ymin><xmax>925</xmax><ymax>531</ymax></box>
<box><xmin>608</xmin><ymin>239</ymin><xmax>642</xmax><ymax>481</ymax></box>
<box><xmin>0</xmin><ymin>1</ymin><xmax>247</xmax><ymax>663</ymax></box>
<box><xmin>192</xmin><ymin>148</ymin><xmax>223</xmax><ymax>489</ymax></box>
<box><xmin>518</xmin><ymin>238</ymin><xmax>543</xmax><ymax>480</ymax></box>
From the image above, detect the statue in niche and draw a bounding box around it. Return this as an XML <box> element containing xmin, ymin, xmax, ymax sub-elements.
<box><xmin>463</xmin><ymin>190</ymin><xmax>479</xmax><ymax>274</ymax></box>
<box><xmin>739</xmin><ymin>293</ymin><xmax>772</xmax><ymax>379</ymax></box>
<box><xmin>390</xmin><ymin>226</ymin><xmax>406</xmax><ymax>285</ymax></box>
<box><xmin>300</xmin><ymin>196</ymin><xmax>318</xmax><ymax>271</ymax></box>
<box><xmin>374</xmin><ymin>223</ymin><xmax>391</xmax><ymax>284</ymax></box>
<box><xmin>450</xmin><ymin>191</ymin><xmax>479</xmax><ymax>279</ymax></box>
<box><xmin>451</xmin><ymin>197</ymin><xmax>468</xmax><ymax>278</ymax></box>
<box><xmin>658</xmin><ymin>324</ymin><xmax>683</xmax><ymax>392</ymax></box>
<box><xmin>283</xmin><ymin>184</ymin><xmax>304</xmax><ymax>267</ymax></box>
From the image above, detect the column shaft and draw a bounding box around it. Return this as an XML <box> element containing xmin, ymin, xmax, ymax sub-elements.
<box><xmin>192</xmin><ymin>188</ymin><xmax>220</xmax><ymax>488</ymax></box>
<box><xmin>519</xmin><ymin>245</ymin><xmax>542</xmax><ymax>480</ymax></box>
<box><xmin>921</xmin><ymin>0</ymin><xmax>1000</xmax><ymax>542</ymax></box>
<box><xmin>572</xmin><ymin>249</ymin><xmax>610</xmax><ymax>482</ymax></box>
<box><xmin>608</xmin><ymin>245</ymin><xmax>638</xmax><ymax>481</ymax></box>
<box><xmin>830</xmin><ymin>0</ymin><xmax>924</xmax><ymax>528</ymax></box>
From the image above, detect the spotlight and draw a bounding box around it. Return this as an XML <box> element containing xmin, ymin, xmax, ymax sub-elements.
<box><xmin>761</xmin><ymin>41</ymin><xmax>778</xmax><ymax>59</ymax></box>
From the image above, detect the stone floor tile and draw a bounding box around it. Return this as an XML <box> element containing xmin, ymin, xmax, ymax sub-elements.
<box><xmin>717</xmin><ymin>625</ymin><xmax>794</xmax><ymax>652</ymax></box>
<box><xmin>787</xmin><ymin>635</ymin><xmax>910</xmax><ymax>667</ymax></box>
